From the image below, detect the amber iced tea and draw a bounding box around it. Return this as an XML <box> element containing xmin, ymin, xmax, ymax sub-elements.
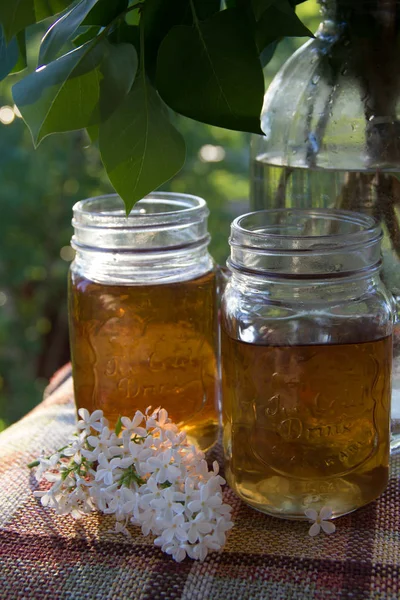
<box><xmin>222</xmin><ymin>331</ymin><xmax>392</xmax><ymax>518</ymax></box>
<box><xmin>69</xmin><ymin>270</ymin><xmax>219</xmax><ymax>450</ymax></box>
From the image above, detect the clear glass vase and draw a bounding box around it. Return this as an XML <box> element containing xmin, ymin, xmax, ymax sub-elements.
<box><xmin>250</xmin><ymin>0</ymin><xmax>400</xmax><ymax>448</ymax></box>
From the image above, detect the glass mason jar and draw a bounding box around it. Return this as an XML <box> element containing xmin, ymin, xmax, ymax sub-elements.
<box><xmin>250</xmin><ymin>0</ymin><xmax>400</xmax><ymax>446</ymax></box>
<box><xmin>221</xmin><ymin>209</ymin><xmax>393</xmax><ymax>519</ymax></box>
<box><xmin>68</xmin><ymin>193</ymin><xmax>219</xmax><ymax>450</ymax></box>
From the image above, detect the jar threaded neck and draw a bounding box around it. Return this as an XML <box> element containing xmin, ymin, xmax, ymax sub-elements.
<box><xmin>228</xmin><ymin>209</ymin><xmax>382</xmax><ymax>279</ymax></box>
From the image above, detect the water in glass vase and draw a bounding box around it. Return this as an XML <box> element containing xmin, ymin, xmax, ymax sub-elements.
<box><xmin>251</xmin><ymin>153</ymin><xmax>400</xmax><ymax>441</ymax></box>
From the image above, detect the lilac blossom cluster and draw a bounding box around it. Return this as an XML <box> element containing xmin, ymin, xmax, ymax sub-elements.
<box><xmin>32</xmin><ymin>407</ymin><xmax>233</xmax><ymax>562</ymax></box>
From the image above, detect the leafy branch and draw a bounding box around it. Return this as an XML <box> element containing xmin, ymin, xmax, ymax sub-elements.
<box><xmin>0</xmin><ymin>0</ymin><xmax>313</xmax><ymax>213</ymax></box>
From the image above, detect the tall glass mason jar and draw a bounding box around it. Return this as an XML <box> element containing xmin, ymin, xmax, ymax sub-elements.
<box><xmin>250</xmin><ymin>0</ymin><xmax>400</xmax><ymax>446</ymax></box>
<box><xmin>221</xmin><ymin>209</ymin><xmax>393</xmax><ymax>519</ymax></box>
<box><xmin>68</xmin><ymin>193</ymin><xmax>219</xmax><ymax>450</ymax></box>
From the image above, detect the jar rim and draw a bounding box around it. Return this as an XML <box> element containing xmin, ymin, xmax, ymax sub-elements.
<box><xmin>231</xmin><ymin>208</ymin><xmax>381</xmax><ymax>251</ymax></box>
<box><xmin>73</xmin><ymin>192</ymin><xmax>208</xmax><ymax>228</ymax></box>
<box><xmin>229</xmin><ymin>209</ymin><xmax>382</xmax><ymax>278</ymax></box>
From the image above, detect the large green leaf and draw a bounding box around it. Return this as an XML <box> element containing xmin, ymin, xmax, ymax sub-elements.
<box><xmin>13</xmin><ymin>40</ymin><xmax>138</xmax><ymax>144</ymax></box>
<box><xmin>39</xmin><ymin>0</ymin><xmax>98</xmax><ymax>66</ymax></box>
<box><xmin>72</xmin><ymin>26</ymin><xmax>100</xmax><ymax>47</ymax></box>
<box><xmin>156</xmin><ymin>8</ymin><xmax>264</xmax><ymax>134</ymax></box>
<box><xmin>11</xmin><ymin>31</ymin><xmax>27</xmax><ymax>74</ymax></box>
<box><xmin>255</xmin><ymin>0</ymin><xmax>313</xmax><ymax>52</ymax></box>
<box><xmin>109</xmin><ymin>22</ymin><xmax>139</xmax><ymax>52</ymax></box>
<box><xmin>143</xmin><ymin>0</ymin><xmax>191</xmax><ymax>82</ymax></box>
<box><xmin>0</xmin><ymin>27</ymin><xmax>19</xmax><ymax>81</ymax></box>
<box><xmin>99</xmin><ymin>76</ymin><xmax>186</xmax><ymax>214</ymax></box>
<box><xmin>82</xmin><ymin>0</ymin><xmax>128</xmax><ymax>26</ymax></box>
<box><xmin>260</xmin><ymin>38</ymin><xmax>279</xmax><ymax>67</ymax></box>
<box><xmin>252</xmin><ymin>0</ymin><xmax>275</xmax><ymax>21</ymax></box>
<box><xmin>143</xmin><ymin>0</ymin><xmax>220</xmax><ymax>82</ymax></box>
<box><xmin>0</xmin><ymin>0</ymin><xmax>72</xmax><ymax>42</ymax></box>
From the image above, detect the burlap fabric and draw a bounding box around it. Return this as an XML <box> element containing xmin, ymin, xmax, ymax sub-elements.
<box><xmin>1</xmin><ymin>365</ymin><xmax>400</xmax><ymax>600</ymax></box>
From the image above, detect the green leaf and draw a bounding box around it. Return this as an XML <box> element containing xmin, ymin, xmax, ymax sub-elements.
<box><xmin>193</xmin><ymin>0</ymin><xmax>221</xmax><ymax>21</ymax></box>
<box><xmin>0</xmin><ymin>0</ymin><xmax>72</xmax><ymax>42</ymax></box>
<box><xmin>100</xmin><ymin>76</ymin><xmax>186</xmax><ymax>214</ymax></box>
<box><xmin>39</xmin><ymin>0</ymin><xmax>98</xmax><ymax>66</ymax></box>
<box><xmin>86</xmin><ymin>124</ymin><xmax>99</xmax><ymax>142</ymax></box>
<box><xmin>142</xmin><ymin>0</ymin><xmax>191</xmax><ymax>82</ymax></box>
<box><xmin>156</xmin><ymin>7</ymin><xmax>264</xmax><ymax>134</ymax></box>
<box><xmin>72</xmin><ymin>26</ymin><xmax>100</xmax><ymax>47</ymax></box>
<box><xmin>143</xmin><ymin>0</ymin><xmax>219</xmax><ymax>83</ymax></box>
<box><xmin>109</xmin><ymin>22</ymin><xmax>139</xmax><ymax>52</ymax></box>
<box><xmin>13</xmin><ymin>40</ymin><xmax>138</xmax><ymax>144</ymax></box>
<box><xmin>11</xmin><ymin>31</ymin><xmax>28</xmax><ymax>74</ymax></box>
<box><xmin>82</xmin><ymin>0</ymin><xmax>128</xmax><ymax>26</ymax></box>
<box><xmin>260</xmin><ymin>38</ymin><xmax>279</xmax><ymax>67</ymax></box>
<box><xmin>0</xmin><ymin>27</ymin><xmax>19</xmax><ymax>81</ymax></box>
<box><xmin>252</xmin><ymin>0</ymin><xmax>275</xmax><ymax>21</ymax></box>
<box><xmin>35</xmin><ymin>0</ymin><xmax>74</xmax><ymax>22</ymax></box>
<box><xmin>115</xmin><ymin>415</ymin><xmax>122</xmax><ymax>436</ymax></box>
<box><xmin>255</xmin><ymin>0</ymin><xmax>313</xmax><ymax>53</ymax></box>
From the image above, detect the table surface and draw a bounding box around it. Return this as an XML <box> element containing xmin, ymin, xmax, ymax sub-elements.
<box><xmin>1</xmin><ymin>364</ymin><xmax>400</xmax><ymax>600</ymax></box>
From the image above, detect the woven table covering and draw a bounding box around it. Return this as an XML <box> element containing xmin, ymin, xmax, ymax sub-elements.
<box><xmin>1</xmin><ymin>366</ymin><xmax>400</xmax><ymax>600</ymax></box>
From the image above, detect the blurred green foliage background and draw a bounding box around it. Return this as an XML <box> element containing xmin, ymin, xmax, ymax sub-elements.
<box><xmin>0</xmin><ymin>1</ymin><xmax>319</xmax><ymax>430</ymax></box>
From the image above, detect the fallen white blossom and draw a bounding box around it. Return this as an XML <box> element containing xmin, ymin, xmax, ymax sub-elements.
<box><xmin>305</xmin><ymin>506</ymin><xmax>336</xmax><ymax>537</ymax></box>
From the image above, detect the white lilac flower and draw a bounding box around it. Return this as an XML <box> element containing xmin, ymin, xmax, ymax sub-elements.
<box><xmin>146</xmin><ymin>407</ymin><xmax>176</xmax><ymax>431</ymax></box>
<box><xmin>77</xmin><ymin>408</ymin><xmax>105</xmax><ymax>434</ymax></box>
<box><xmin>95</xmin><ymin>454</ymin><xmax>122</xmax><ymax>486</ymax></box>
<box><xmin>186</xmin><ymin>513</ymin><xmax>213</xmax><ymax>544</ymax></box>
<box><xmin>305</xmin><ymin>506</ymin><xmax>336</xmax><ymax>536</ymax></box>
<box><xmin>34</xmin><ymin>452</ymin><xmax>61</xmax><ymax>482</ymax></box>
<box><xmin>81</xmin><ymin>427</ymin><xmax>114</xmax><ymax>460</ymax></box>
<box><xmin>121</xmin><ymin>412</ymin><xmax>147</xmax><ymax>438</ymax></box>
<box><xmin>63</xmin><ymin>433</ymin><xmax>87</xmax><ymax>465</ymax></box>
<box><xmin>187</xmin><ymin>480</ymin><xmax>223</xmax><ymax>520</ymax></box>
<box><xmin>156</xmin><ymin>513</ymin><xmax>188</xmax><ymax>544</ymax></box>
<box><xmin>182</xmin><ymin>478</ymin><xmax>200</xmax><ymax>509</ymax></box>
<box><xmin>142</xmin><ymin>449</ymin><xmax>181</xmax><ymax>484</ymax></box>
<box><xmin>154</xmin><ymin>538</ymin><xmax>188</xmax><ymax>563</ymax></box>
<box><xmin>114</xmin><ymin>520</ymin><xmax>132</xmax><ymax>538</ymax></box>
<box><xmin>150</xmin><ymin>487</ymin><xmax>185</xmax><ymax>521</ymax></box>
<box><xmin>31</xmin><ymin>406</ymin><xmax>234</xmax><ymax>563</ymax></box>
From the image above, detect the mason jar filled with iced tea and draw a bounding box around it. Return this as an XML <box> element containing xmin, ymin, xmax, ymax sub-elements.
<box><xmin>221</xmin><ymin>209</ymin><xmax>393</xmax><ymax>518</ymax></box>
<box><xmin>69</xmin><ymin>193</ymin><xmax>219</xmax><ymax>450</ymax></box>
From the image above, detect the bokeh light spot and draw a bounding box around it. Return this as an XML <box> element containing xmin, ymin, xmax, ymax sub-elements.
<box><xmin>0</xmin><ymin>106</ymin><xmax>15</xmax><ymax>125</ymax></box>
<box><xmin>198</xmin><ymin>144</ymin><xmax>226</xmax><ymax>163</ymax></box>
<box><xmin>60</xmin><ymin>246</ymin><xmax>75</xmax><ymax>262</ymax></box>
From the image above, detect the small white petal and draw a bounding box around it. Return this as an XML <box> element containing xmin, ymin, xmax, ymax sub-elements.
<box><xmin>319</xmin><ymin>506</ymin><xmax>333</xmax><ymax>521</ymax></box>
<box><xmin>321</xmin><ymin>520</ymin><xmax>336</xmax><ymax>535</ymax></box>
<box><xmin>305</xmin><ymin>508</ymin><xmax>318</xmax><ymax>521</ymax></box>
<box><xmin>78</xmin><ymin>408</ymin><xmax>89</xmax><ymax>420</ymax></box>
<box><xmin>308</xmin><ymin>522</ymin><xmax>321</xmax><ymax>537</ymax></box>
<box><xmin>91</xmin><ymin>410</ymin><xmax>104</xmax><ymax>421</ymax></box>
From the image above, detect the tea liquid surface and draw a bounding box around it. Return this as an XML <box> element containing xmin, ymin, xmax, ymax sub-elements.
<box><xmin>69</xmin><ymin>270</ymin><xmax>219</xmax><ymax>450</ymax></box>
<box><xmin>222</xmin><ymin>330</ymin><xmax>392</xmax><ymax>518</ymax></box>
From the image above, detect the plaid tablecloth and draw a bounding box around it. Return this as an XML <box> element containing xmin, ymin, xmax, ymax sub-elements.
<box><xmin>1</xmin><ymin>365</ymin><xmax>400</xmax><ymax>600</ymax></box>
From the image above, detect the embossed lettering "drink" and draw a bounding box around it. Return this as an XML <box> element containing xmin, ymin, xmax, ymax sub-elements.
<box><xmin>222</xmin><ymin>333</ymin><xmax>392</xmax><ymax>517</ymax></box>
<box><xmin>70</xmin><ymin>271</ymin><xmax>218</xmax><ymax>449</ymax></box>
